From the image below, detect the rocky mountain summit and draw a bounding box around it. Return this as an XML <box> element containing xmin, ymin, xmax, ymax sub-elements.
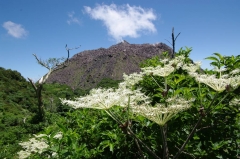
<box><xmin>46</xmin><ymin>41</ymin><xmax>172</xmax><ymax>90</ymax></box>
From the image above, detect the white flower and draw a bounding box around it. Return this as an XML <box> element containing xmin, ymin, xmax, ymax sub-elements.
<box><xmin>61</xmin><ymin>87</ymin><xmax>150</xmax><ymax>110</ymax></box>
<box><xmin>132</xmin><ymin>97</ymin><xmax>194</xmax><ymax>126</ymax></box>
<box><xmin>61</xmin><ymin>88</ymin><xmax>123</xmax><ymax>109</ymax></box>
<box><xmin>142</xmin><ymin>65</ymin><xmax>175</xmax><ymax>77</ymax></box>
<box><xmin>230</xmin><ymin>69</ymin><xmax>240</xmax><ymax>75</ymax></box>
<box><xmin>230</xmin><ymin>75</ymin><xmax>240</xmax><ymax>89</ymax></box>
<box><xmin>141</xmin><ymin>55</ymin><xmax>185</xmax><ymax>77</ymax></box>
<box><xmin>17</xmin><ymin>150</ymin><xmax>31</xmax><ymax>159</ymax></box>
<box><xmin>229</xmin><ymin>98</ymin><xmax>240</xmax><ymax>106</ymax></box>
<box><xmin>53</xmin><ymin>132</ymin><xmax>63</xmax><ymax>140</ymax></box>
<box><xmin>18</xmin><ymin>137</ymin><xmax>49</xmax><ymax>158</ymax></box>
<box><xmin>170</xmin><ymin>55</ymin><xmax>185</xmax><ymax>69</ymax></box>
<box><xmin>182</xmin><ymin>62</ymin><xmax>201</xmax><ymax>73</ymax></box>
<box><xmin>119</xmin><ymin>72</ymin><xmax>144</xmax><ymax>89</ymax></box>
<box><xmin>198</xmin><ymin>75</ymin><xmax>231</xmax><ymax>92</ymax></box>
<box><xmin>193</xmin><ymin>72</ymin><xmax>240</xmax><ymax>92</ymax></box>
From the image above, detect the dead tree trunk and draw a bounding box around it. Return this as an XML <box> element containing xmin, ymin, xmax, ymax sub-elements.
<box><xmin>166</xmin><ymin>27</ymin><xmax>181</xmax><ymax>59</ymax></box>
<box><xmin>28</xmin><ymin>44</ymin><xmax>80</xmax><ymax>122</ymax></box>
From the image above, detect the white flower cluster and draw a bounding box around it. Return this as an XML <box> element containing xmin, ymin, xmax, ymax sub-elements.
<box><xmin>131</xmin><ymin>97</ymin><xmax>194</xmax><ymax>126</ymax></box>
<box><xmin>142</xmin><ymin>65</ymin><xmax>175</xmax><ymax>77</ymax></box>
<box><xmin>188</xmin><ymin>69</ymin><xmax>240</xmax><ymax>92</ymax></box>
<box><xmin>17</xmin><ymin>132</ymin><xmax>62</xmax><ymax>159</ymax></box>
<box><xmin>192</xmin><ymin>74</ymin><xmax>231</xmax><ymax>92</ymax></box>
<box><xmin>61</xmin><ymin>87</ymin><xmax>150</xmax><ymax>110</ymax></box>
<box><xmin>229</xmin><ymin>98</ymin><xmax>240</xmax><ymax>106</ymax></box>
<box><xmin>17</xmin><ymin>135</ymin><xmax>48</xmax><ymax>159</ymax></box>
<box><xmin>141</xmin><ymin>55</ymin><xmax>185</xmax><ymax>77</ymax></box>
<box><xmin>120</xmin><ymin>72</ymin><xmax>144</xmax><ymax>88</ymax></box>
<box><xmin>53</xmin><ymin>132</ymin><xmax>63</xmax><ymax>140</ymax></box>
<box><xmin>182</xmin><ymin>61</ymin><xmax>201</xmax><ymax>73</ymax></box>
<box><xmin>61</xmin><ymin>55</ymin><xmax>195</xmax><ymax>126</ymax></box>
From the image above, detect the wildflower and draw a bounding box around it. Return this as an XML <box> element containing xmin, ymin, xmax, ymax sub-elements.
<box><xmin>132</xmin><ymin>97</ymin><xmax>194</xmax><ymax>126</ymax></box>
<box><xmin>119</xmin><ymin>72</ymin><xmax>144</xmax><ymax>89</ymax></box>
<box><xmin>169</xmin><ymin>55</ymin><xmax>185</xmax><ymax>69</ymax></box>
<box><xmin>53</xmin><ymin>132</ymin><xmax>63</xmax><ymax>140</ymax></box>
<box><xmin>61</xmin><ymin>87</ymin><xmax>150</xmax><ymax>110</ymax></box>
<box><xmin>182</xmin><ymin>61</ymin><xmax>201</xmax><ymax>73</ymax></box>
<box><xmin>229</xmin><ymin>98</ymin><xmax>240</xmax><ymax>106</ymax></box>
<box><xmin>230</xmin><ymin>69</ymin><xmax>240</xmax><ymax>75</ymax></box>
<box><xmin>61</xmin><ymin>88</ymin><xmax>124</xmax><ymax>109</ymax></box>
<box><xmin>141</xmin><ymin>55</ymin><xmax>185</xmax><ymax>77</ymax></box>
<box><xmin>18</xmin><ymin>137</ymin><xmax>49</xmax><ymax>159</ymax></box>
<box><xmin>17</xmin><ymin>150</ymin><xmax>31</xmax><ymax>159</ymax></box>
<box><xmin>230</xmin><ymin>75</ymin><xmax>240</xmax><ymax>89</ymax></box>
<box><xmin>190</xmin><ymin>73</ymin><xmax>232</xmax><ymax>92</ymax></box>
<box><xmin>142</xmin><ymin>65</ymin><xmax>175</xmax><ymax>77</ymax></box>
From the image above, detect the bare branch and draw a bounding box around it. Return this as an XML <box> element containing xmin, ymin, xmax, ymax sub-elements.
<box><xmin>196</xmin><ymin>126</ymin><xmax>211</xmax><ymax>132</ymax></box>
<box><xmin>65</xmin><ymin>44</ymin><xmax>81</xmax><ymax>63</ymax></box>
<box><xmin>165</xmin><ymin>27</ymin><xmax>181</xmax><ymax>59</ymax></box>
<box><xmin>175</xmin><ymin>146</ymin><xmax>196</xmax><ymax>159</ymax></box>
<box><xmin>33</xmin><ymin>54</ymin><xmax>50</xmax><ymax>70</ymax></box>
<box><xmin>27</xmin><ymin>78</ymin><xmax>37</xmax><ymax>91</ymax></box>
<box><xmin>165</xmin><ymin>39</ymin><xmax>172</xmax><ymax>46</ymax></box>
<box><xmin>175</xmin><ymin>32</ymin><xmax>181</xmax><ymax>41</ymax></box>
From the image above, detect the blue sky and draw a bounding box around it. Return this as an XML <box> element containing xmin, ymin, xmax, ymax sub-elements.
<box><xmin>1</xmin><ymin>0</ymin><xmax>239</xmax><ymax>81</ymax></box>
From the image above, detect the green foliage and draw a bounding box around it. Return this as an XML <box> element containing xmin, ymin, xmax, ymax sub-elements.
<box><xmin>0</xmin><ymin>68</ymin><xmax>77</xmax><ymax>158</ymax></box>
<box><xmin>33</xmin><ymin>109</ymin><xmax>151</xmax><ymax>158</ymax></box>
<box><xmin>138</xmin><ymin>49</ymin><xmax>240</xmax><ymax>158</ymax></box>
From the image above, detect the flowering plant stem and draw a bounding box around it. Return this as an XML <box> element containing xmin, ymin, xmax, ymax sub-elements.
<box><xmin>173</xmin><ymin>92</ymin><xmax>229</xmax><ymax>158</ymax></box>
<box><xmin>152</xmin><ymin>75</ymin><xmax>169</xmax><ymax>159</ymax></box>
<box><xmin>104</xmin><ymin>109</ymin><xmax>161</xmax><ymax>159</ymax></box>
<box><xmin>161</xmin><ymin>125</ymin><xmax>169</xmax><ymax>159</ymax></box>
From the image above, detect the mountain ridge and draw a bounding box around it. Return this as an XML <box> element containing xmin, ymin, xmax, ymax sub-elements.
<box><xmin>46</xmin><ymin>41</ymin><xmax>173</xmax><ymax>90</ymax></box>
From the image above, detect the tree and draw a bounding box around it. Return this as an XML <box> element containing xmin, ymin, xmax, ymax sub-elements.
<box><xmin>28</xmin><ymin>44</ymin><xmax>80</xmax><ymax>122</ymax></box>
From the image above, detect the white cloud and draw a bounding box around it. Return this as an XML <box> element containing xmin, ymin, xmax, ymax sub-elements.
<box><xmin>2</xmin><ymin>21</ymin><xmax>28</xmax><ymax>38</ymax></box>
<box><xmin>84</xmin><ymin>4</ymin><xmax>157</xmax><ymax>42</ymax></box>
<box><xmin>67</xmin><ymin>11</ymin><xmax>81</xmax><ymax>25</ymax></box>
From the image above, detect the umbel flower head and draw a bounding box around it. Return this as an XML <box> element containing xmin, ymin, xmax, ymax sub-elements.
<box><xmin>61</xmin><ymin>88</ymin><xmax>126</xmax><ymax>109</ymax></box>
<box><xmin>229</xmin><ymin>98</ymin><xmax>240</xmax><ymax>106</ymax></box>
<box><xmin>189</xmin><ymin>69</ymin><xmax>240</xmax><ymax>92</ymax></box>
<box><xmin>61</xmin><ymin>87</ymin><xmax>150</xmax><ymax>110</ymax></box>
<box><xmin>182</xmin><ymin>61</ymin><xmax>201</xmax><ymax>73</ymax></box>
<box><xmin>18</xmin><ymin>135</ymin><xmax>49</xmax><ymax>159</ymax></box>
<box><xmin>131</xmin><ymin>97</ymin><xmax>195</xmax><ymax>126</ymax></box>
<box><xmin>141</xmin><ymin>55</ymin><xmax>185</xmax><ymax>77</ymax></box>
<box><xmin>119</xmin><ymin>72</ymin><xmax>144</xmax><ymax>89</ymax></box>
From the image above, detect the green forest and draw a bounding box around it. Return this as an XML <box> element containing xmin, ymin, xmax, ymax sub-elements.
<box><xmin>0</xmin><ymin>48</ymin><xmax>239</xmax><ymax>159</ymax></box>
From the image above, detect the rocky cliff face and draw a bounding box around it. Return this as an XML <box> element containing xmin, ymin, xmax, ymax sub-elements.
<box><xmin>46</xmin><ymin>41</ymin><xmax>172</xmax><ymax>90</ymax></box>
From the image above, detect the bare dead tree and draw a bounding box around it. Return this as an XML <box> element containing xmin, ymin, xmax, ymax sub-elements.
<box><xmin>166</xmin><ymin>27</ymin><xmax>181</xmax><ymax>58</ymax></box>
<box><xmin>28</xmin><ymin>44</ymin><xmax>80</xmax><ymax>122</ymax></box>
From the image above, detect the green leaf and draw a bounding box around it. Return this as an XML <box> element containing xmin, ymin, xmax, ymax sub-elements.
<box><xmin>193</xmin><ymin>135</ymin><xmax>200</xmax><ymax>140</ymax></box>
<box><xmin>205</xmin><ymin>56</ymin><xmax>220</xmax><ymax>62</ymax></box>
<box><xmin>109</xmin><ymin>143</ymin><xmax>114</xmax><ymax>152</ymax></box>
<box><xmin>57</xmin><ymin>123</ymin><xmax>67</xmax><ymax>133</ymax></box>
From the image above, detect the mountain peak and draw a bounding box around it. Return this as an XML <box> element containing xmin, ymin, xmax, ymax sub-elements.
<box><xmin>121</xmin><ymin>40</ymin><xmax>130</xmax><ymax>44</ymax></box>
<box><xmin>46</xmin><ymin>42</ymin><xmax>172</xmax><ymax>90</ymax></box>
